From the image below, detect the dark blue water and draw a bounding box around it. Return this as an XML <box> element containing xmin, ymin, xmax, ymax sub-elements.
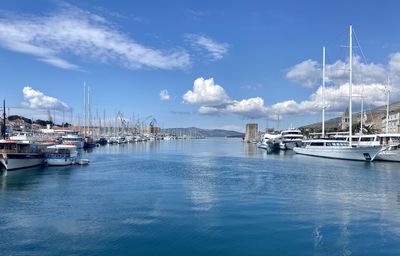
<box><xmin>1</xmin><ymin>138</ymin><xmax>400</xmax><ymax>255</ymax></box>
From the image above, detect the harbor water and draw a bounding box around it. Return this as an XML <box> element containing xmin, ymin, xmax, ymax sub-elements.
<box><xmin>1</xmin><ymin>138</ymin><xmax>400</xmax><ymax>255</ymax></box>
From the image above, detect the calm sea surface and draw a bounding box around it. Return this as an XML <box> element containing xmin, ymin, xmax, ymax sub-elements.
<box><xmin>1</xmin><ymin>138</ymin><xmax>400</xmax><ymax>255</ymax></box>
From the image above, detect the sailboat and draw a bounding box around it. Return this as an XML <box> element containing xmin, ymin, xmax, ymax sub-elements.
<box><xmin>83</xmin><ymin>83</ymin><xmax>96</xmax><ymax>149</ymax></box>
<box><xmin>293</xmin><ymin>25</ymin><xmax>383</xmax><ymax>161</ymax></box>
<box><xmin>351</xmin><ymin>79</ymin><xmax>400</xmax><ymax>161</ymax></box>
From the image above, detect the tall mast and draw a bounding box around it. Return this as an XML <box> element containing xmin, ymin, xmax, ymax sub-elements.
<box><xmin>349</xmin><ymin>25</ymin><xmax>353</xmax><ymax>147</ymax></box>
<box><xmin>322</xmin><ymin>46</ymin><xmax>326</xmax><ymax>138</ymax></box>
<box><xmin>360</xmin><ymin>85</ymin><xmax>364</xmax><ymax>134</ymax></box>
<box><xmin>386</xmin><ymin>76</ymin><xmax>390</xmax><ymax>134</ymax></box>
<box><xmin>84</xmin><ymin>81</ymin><xmax>86</xmax><ymax>135</ymax></box>
<box><xmin>88</xmin><ymin>86</ymin><xmax>91</xmax><ymax>135</ymax></box>
<box><xmin>2</xmin><ymin>100</ymin><xmax>6</xmax><ymax>139</ymax></box>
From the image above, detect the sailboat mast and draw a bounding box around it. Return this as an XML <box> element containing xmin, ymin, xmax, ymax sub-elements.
<box><xmin>360</xmin><ymin>86</ymin><xmax>364</xmax><ymax>134</ymax></box>
<box><xmin>88</xmin><ymin>86</ymin><xmax>91</xmax><ymax>135</ymax></box>
<box><xmin>386</xmin><ymin>76</ymin><xmax>390</xmax><ymax>134</ymax></box>
<box><xmin>322</xmin><ymin>46</ymin><xmax>326</xmax><ymax>138</ymax></box>
<box><xmin>349</xmin><ymin>25</ymin><xmax>353</xmax><ymax>147</ymax></box>
<box><xmin>84</xmin><ymin>81</ymin><xmax>86</xmax><ymax>135</ymax></box>
<box><xmin>2</xmin><ymin>99</ymin><xmax>6</xmax><ymax>139</ymax></box>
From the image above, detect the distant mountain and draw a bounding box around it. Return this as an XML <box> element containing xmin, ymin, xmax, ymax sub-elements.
<box><xmin>299</xmin><ymin>101</ymin><xmax>400</xmax><ymax>132</ymax></box>
<box><xmin>162</xmin><ymin>127</ymin><xmax>244</xmax><ymax>137</ymax></box>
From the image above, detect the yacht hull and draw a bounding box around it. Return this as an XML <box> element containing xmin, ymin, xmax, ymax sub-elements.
<box><xmin>376</xmin><ymin>148</ymin><xmax>400</xmax><ymax>162</ymax></box>
<box><xmin>280</xmin><ymin>141</ymin><xmax>303</xmax><ymax>150</ymax></box>
<box><xmin>0</xmin><ymin>153</ymin><xmax>44</xmax><ymax>170</ymax></box>
<box><xmin>293</xmin><ymin>146</ymin><xmax>383</xmax><ymax>161</ymax></box>
<box><xmin>257</xmin><ymin>142</ymin><xmax>280</xmax><ymax>152</ymax></box>
<box><xmin>47</xmin><ymin>157</ymin><xmax>77</xmax><ymax>166</ymax></box>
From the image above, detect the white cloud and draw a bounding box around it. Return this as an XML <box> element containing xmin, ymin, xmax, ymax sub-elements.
<box><xmin>183</xmin><ymin>77</ymin><xmax>230</xmax><ymax>105</ymax></box>
<box><xmin>276</xmin><ymin>52</ymin><xmax>400</xmax><ymax>119</ymax></box>
<box><xmin>184</xmin><ymin>77</ymin><xmax>268</xmax><ymax>119</ymax></box>
<box><xmin>0</xmin><ymin>5</ymin><xmax>190</xmax><ymax>70</ymax></box>
<box><xmin>286</xmin><ymin>56</ymin><xmax>388</xmax><ymax>88</ymax></box>
<box><xmin>267</xmin><ymin>83</ymin><xmax>391</xmax><ymax>117</ymax></box>
<box><xmin>185</xmin><ymin>34</ymin><xmax>229</xmax><ymax>60</ymax></box>
<box><xmin>389</xmin><ymin>52</ymin><xmax>400</xmax><ymax>73</ymax></box>
<box><xmin>227</xmin><ymin>97</ymin><xmax>267</xmax><ymax>119</ymax></box>
<box><xmin>286</xmin><ymin>59</ymin><xmax>320</xmax><ymax>88</ymax></box>
<box><xmin>22</xmin><ymin>86</ymin><xmax>70</xmax><ymax>111</ymax></box>
<box><xmin>159</xmin><ymin>89</ymin><xmax>171</xmax><ymax>101</ymax></box>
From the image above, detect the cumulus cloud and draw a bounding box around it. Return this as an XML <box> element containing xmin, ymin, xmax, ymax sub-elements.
<box><xmin>286</xmin><ymin>56</ymin><xmax>387</xmax><ymax>88</ymax></box>
<box><xmin>183</xmin><ymin>77</ymin><xmax>230</xmax><ymax>105</ymax></box>
<box><xmin>185</xmin><ymin>34</ymin><xmax>229</xmax><ymax>60</ymax></box>
<box><xmin>286</xmin><ymin>59</ymin><xmax>320</xmax><ymax>88</ymax></box>
<box><xmin>389</xmin><ymin>52</ymin><xmax>400</xmax><ymax>73</ymax></box>
<box><xmin>273</xmin><ymin>52</ymin><xmax>400</xmax><ymax>118</ymax></box>
<box><xmin>0</xmin><ymin>5</ymin><xmax>190</xmax><ymax>70</ymax></box>
<box><xmin>22</xmin><ymin>86</ymin><xmax>70</xmax><ymax>111</ymax></box>
<box><xmin>266</xmin><ymin>83</ymin><xmax>390</xmax><ymax>117</ymax></box>
<box><xmin>184</xmin><ymin>77</ymin><xmax>268</xmax><ymax>119</ymax></box>
<box><xmin>159</xmin><ymin>89</ymin><xmax>171</xmax><ymax>101</ymax></box>
<box><xmin>227</xmin><ymin>97</ymin><xmax>267</xmax><ymax>119</ymax></box>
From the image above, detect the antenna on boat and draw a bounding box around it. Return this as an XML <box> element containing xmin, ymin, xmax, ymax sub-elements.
<box><xmin>322</xmin><ymin>46</ymin><xmax>326</xmax><ymax>138</ymax></box>
<box><xmin>349</xmin><ymin>25</ymin><xmax>353</xmax><ymax>147</ymax></box>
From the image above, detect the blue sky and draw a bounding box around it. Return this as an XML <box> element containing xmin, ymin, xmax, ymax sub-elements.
<box><xmin>1</xmin><ymin>0</ymin><xmax>400</xmax><ymax>131</ymax></box>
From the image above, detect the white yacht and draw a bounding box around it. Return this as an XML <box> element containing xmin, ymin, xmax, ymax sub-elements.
<box><xmin>293</xmin><ymin>26</ymin><xmax>385</xmax><ymax>161</ymax></box>
<box><xmin>335</xmin><ymin>134</ymin><xmax>400</xmax><ymax>162</ymax></box>
<box><xmin>378</xmin><ymin>144</ymin><xmax>400</xmax><ymax>162</ymax></box>
<box><xmin>294</xmin><ymin>140</ymin><xmax>382</xmax><ymax>161</ymax></box>
<box><xmin>46</xmin><ymin>144</ymin><xmax>78</xmax><ymax>166</ymax></box>
<box><xmin>257</xmin><ymin>133</ymin><xmax>281</xmax><ymax>152</ymax></box>
<box><xmin>62</xmin><ymin>131</ymin><xmax>84</xmax><ymax>149</ymax></box>
<box><xmin>0</xmin><ymin>139</ymin><xmax>45</xmax><ymax>170</ymax></box>
<box><xmin>279</xmin><ymin>129</ymin><xmax>303</xmax><ymax>150</ymax></box>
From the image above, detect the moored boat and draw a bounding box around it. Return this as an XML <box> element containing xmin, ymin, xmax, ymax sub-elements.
<box><xmin>294</xmin><ymin>140</ymin><xmax>383</xmax><ymax>161</ymax></box>
<box><xmin>257</xmin><ymin>133</ymin><xmax>281</xmax><ymax>152</ymax></box>
<box><xmin>46</xmin><ymin>144</ymin><xmax>78</xmax><ymax>166</ymax></box>
<box><xmin>84</xmin><ymin>136</ymin><xmax>96</xmax><ymax>149</ymax></box>
<box><xmin>279</xmin><ymin>128</ymin><xmax>303</xmax><ymax>150</ymax></box>
<box><xmin>0</xmin><ymin>139</ymin><xmax>45</xmax><ymax>170</ymax></box>
<box><xmin>62</xmin><ymin>132</ymin><xmax>84</xmax><ymax>149</ymax></box>
<box><xmin>293</xmin><ymin>26</ymin><xmax>385</xmax><ymax>161</ymax></box>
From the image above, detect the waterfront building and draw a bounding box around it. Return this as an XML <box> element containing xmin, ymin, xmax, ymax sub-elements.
<box><xmin>382</xmin><ymin>112</ymin><xmax>400</xmax><ymax>133</ymax></box>
<box><xmin>245</xmin><ymin>123</ymin><xmax>258</xmax><ymax>143</ymax></box>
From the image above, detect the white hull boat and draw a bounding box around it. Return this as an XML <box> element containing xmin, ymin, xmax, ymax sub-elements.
<box><xmin>333</xmin><ymin>134</ymin><xmax>400</xmax><ymax>162</ymax></box>
<box><xmin>279</xmin><ymin>129</ymin><xmax>303</xmax><ymax>150</ymax></box>
<box><xmin>46</xmin><ymin>144</ymin><xmax>78</xmax><ymax>166</ymax></box>
<box><xmin>376</xmin><ymin>145</ymin><xmax>400</xmax><ymax>162</ymax></box>
<box><xmin>47</xmin><ymin>158</ymin><xmax>76</xmax><ymax>166</ymax></box>
<box><xmin>258</xmin><ymin>133</ymin><xmax>281</xmax><ymax>152</ymax></box>
<box><xmin>1</xmin><ymin>154</ymin><xmax>44</xmax><ymax>170</ymax></box>
<box><xmin>294</xmin><ymin>140</ymin><xmax>383</xmax><ymax>161</ymax></box>
<box><xmin>293</xmin><ymin>26</ymin><xmax>385</xmax><ymax>162</ymax></box>
<box><xmin>76</xmin><ymin>158</ymin><xmax>90</xmax><ymax>165</ymax></box>
<box><xmin>0</xmin><ymin>140</ymin><xmax>45</xmax><ymax>170</ymax></box>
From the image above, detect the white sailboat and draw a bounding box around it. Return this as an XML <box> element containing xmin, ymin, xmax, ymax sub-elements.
<box><xmin>352</xmin><ymin>81</ymin><xmax>400</xmax><ymax>161</ymax></box>
<box><xmin>294</xmin><ymin>26</ymin><xmax>383</xmax><ymax>161</ymax></box>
